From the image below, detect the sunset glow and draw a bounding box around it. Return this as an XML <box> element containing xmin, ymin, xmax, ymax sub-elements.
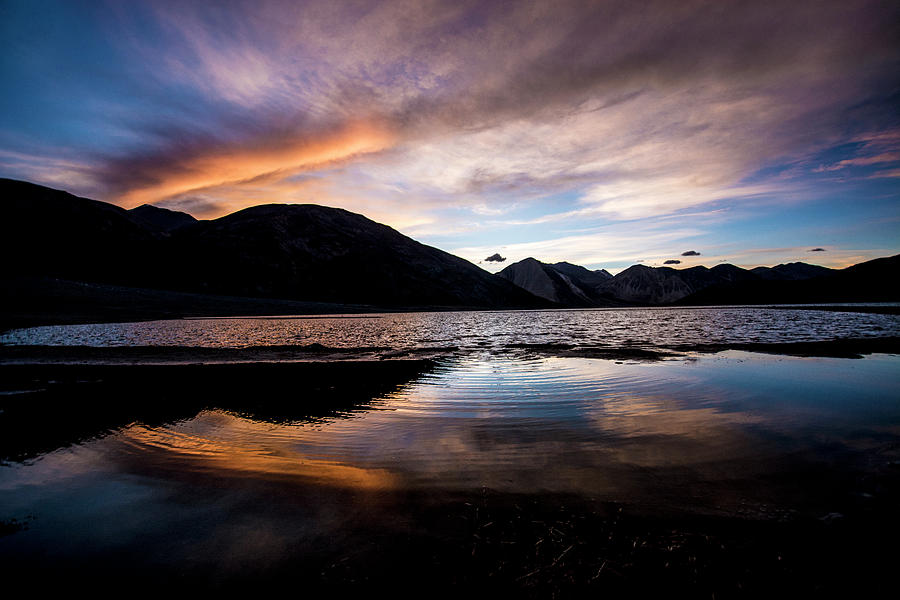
<box><xmin>1</xmin><ymin>0</ymin><xmax>898</xmax><ymax>271</ymax></box>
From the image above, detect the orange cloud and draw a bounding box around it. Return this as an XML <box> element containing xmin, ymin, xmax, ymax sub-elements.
<box><xmin>115</xmin><ymin>120</ymin><xmax>395</xmax><ymax>209</ymax></box>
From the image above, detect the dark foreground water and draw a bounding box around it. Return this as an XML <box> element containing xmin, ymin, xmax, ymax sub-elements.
<box><xmin>1</xmin><ymin>345</ymin><xmax>899</xmax><ymax>595</ymax></box>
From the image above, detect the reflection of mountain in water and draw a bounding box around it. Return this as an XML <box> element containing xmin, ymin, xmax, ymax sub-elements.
<box><xmin>0</xmin><ymin>360</ymin><xmax>433</xmax><ymax>462</ymax></box>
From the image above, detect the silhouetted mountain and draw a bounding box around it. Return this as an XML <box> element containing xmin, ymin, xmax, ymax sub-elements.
<box><xmin>1</xmin><ymin>178</ymin><xmax>159</xmax><ymax>284</ymax></box>
<box><xmin>594</xmin><ymin>263</ymin><xmax>767</xmax><ymax>305</ymax></box>
<box><xmin>1</xmin><ymin>179</ymin><xmax>547</xmax><ymax>313</ymax></box>
<box><xmin>498</xmin><ymin>255</ymin><xmax>897</xmax><ymax>307</ymax></box>
<box><xmin>550</xmin><ymin>262</ymin><xmax>613</xmax><ymax>286</ymax></box>
<box><xmin>750</xmin><ymin>262</ymin><xmax>834</xmax><ymax>281</ymax></box>
<box><xmin>128</xmin><ymin>204</ymin><xmax>197</xmax><ymax>233</ymax></box>
<box><xmin>682</xmin><ymin>255</ymin><xmax>900</xmax><ymax>305</ymax></box>
<box><xmin>497</xmin><ymin>258</ymin><xmax>619</xmax><ymax>306</ymax></box>
<box><xmin>595</xmin><ymin>265</ymin><xmax>701</xmax><ymax>304</ymax></box>
<box><xmin>165</xmin><ymin>203</ymin><xmax>544</xmax><ymax>307</ymax></box>
<box><xmin>710</xmin><ymin>263</ymin><xmax>759</xmax><ymax>283</ymax></box>
<box><xmin>599</xmin><ymin>259</ymin><xmax>896</xmax><ymax>306</ymax></box>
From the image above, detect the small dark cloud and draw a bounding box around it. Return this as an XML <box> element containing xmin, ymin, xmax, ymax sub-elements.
<box><xmin>809</xmin><ymin>247</ymin><xmax>826</xmax><ymax>252</ymax></box>
<box><xmin>484</xmin><ymin>253</ymin><xmax>506</xmax><ymax>263</ymax></box>
<box><xmin>681</xmin><ymin>250</ymin><xmax>701</xmax><ymax>256</ymax></box>
<box><xmin>664</xmin><ymin>259</ymin><xmax>681</xmax><ymax>265</ymax></box>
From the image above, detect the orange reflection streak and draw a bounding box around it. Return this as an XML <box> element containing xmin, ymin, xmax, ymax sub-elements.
<box><xmin>109</xmin><ymin>358</ymin><xmax>776</xmax><ymax>496</ymax></box>
<box><xmin>118</xmin><ymin>413</ymin><xmax>399</xmax><ymax>490</ymax></box>
<box><xmin>116</xmin><ymin>121</ymin><xmax>395</xmax><ymax>209</ymax></box>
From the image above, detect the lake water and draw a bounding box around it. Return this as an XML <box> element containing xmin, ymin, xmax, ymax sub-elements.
<box><xmin>2</xmin><ymin>305</ymin><xmax>899</xmax><ymax>349</ymax></box>
<box><xmin>1</xmin><ymin>308</ymin><xmax>899</xmax><ymax>593</ymax></box>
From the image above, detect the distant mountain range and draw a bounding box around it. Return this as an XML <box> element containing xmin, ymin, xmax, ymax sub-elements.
<box><xmin>499</xmin><ymin>256</ymin><xmax>898</xmax><ymax>306</ymax></box>
<box><xmin>496</xmin><ymin>258</ymin><xmax>614</xmax><ymax>307</ymax></box>
<box><xmin>1</xmin><ymin>178</ymin><xmax>897</xmax><ymax>327</ymax></box>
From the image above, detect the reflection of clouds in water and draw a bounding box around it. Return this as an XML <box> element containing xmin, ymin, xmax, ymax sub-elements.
<box><xmin>113</xmin><ymin>415</ymin><xmax>401</xmax><ymax>490</ymax></box>
<box><xmin>85</xmin><ymin>357</ymin><xmax>781</xmax><ymax>498</ymax></box>
<box><xmin>9</xmin><ymin>354</ymin><xmax>900</xmax><ymax>497</ymax></box>
<box><xmin>1</xmin><ymin>352</ymin><xmax>898</xmax><ymax>586</ymax></box>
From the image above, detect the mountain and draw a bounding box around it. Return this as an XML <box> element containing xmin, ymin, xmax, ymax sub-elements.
<box><xmin>0</xmin><ymin>179</ymin><xmax>547</xmax><ymax>313</ymax></box>
<box><xmin>497</xmin><ymin>258</ymin><xmax>618</xmax><ymax>306</ymax></box>
<box><xmin>598</xmin><ymin>263</ymin><xmax>763</xmax><ymax>304</ymax></box>
<box><xmin>164</xmin><ymin>203</ymin><xmax>544</xmax><ymax>307</ymax></box>
<box><xmin>597</xmin><ymin>259</ymin><xmax>896</xmax><ymax>305</ymax></box>
<box><xmin>497</xmin><ymin>253</ymin><xmax>898</xmax><ymax>307</ymax></box>
<box><xmin>595</xmin><ymin>265</ymin><xmax>695</xmax><ymax>304</ymax></box>
<box><xmin>550</xmin><ymin>262</ymin><xmax>613</xmax><ymax>286</ymax></box>
<box><xmin>681</xmin><ymin>255</ymin><xmax>899</xmax><ymax>305</ymax></box>
<box><xmin>497</xmin><ymin>259</ymin><xmax>763</xmax><ymax>306</ymax></box>
<box><xmin>709</xmin><ymin>263</ymin><xmax>760</xmax><ymax>283</ymax></box>
<box><xmin>750</xmin><ymin>262</ymin><xmax>834</xmax><ymax>281</ymax></box>
<box><xmin>128</xmin><ymin>204</ymin><xmax>197</xmax><ymax>233</ymax></box>
<box><xmin>1</xmin><ymin>179</ymin><xmax>160</xmax><ymax>284</ymax></box>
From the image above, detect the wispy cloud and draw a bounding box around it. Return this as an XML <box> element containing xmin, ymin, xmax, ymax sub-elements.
<box><xmin>76</xmin><ymin>1</ymin><xmax>900</xmax><ymax>221</ymax></box>
<box><xmin>107</xmin><ymin>120</ymin><xmax>396</xmax><ymax>208</ymax></box>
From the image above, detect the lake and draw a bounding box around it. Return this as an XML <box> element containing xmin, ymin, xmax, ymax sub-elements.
<box><xmin>1</xmin><ymin>307</ymin><xmax>899</xmax><ymax>595</ymax></box>
<box><xmin>2</xmin><ymin>305</ymin><xmax>898</xmax><ymax>349</ymax></box>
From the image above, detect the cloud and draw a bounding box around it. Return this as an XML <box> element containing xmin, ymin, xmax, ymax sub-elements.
<box><xmin>809</xmin><ymin>247</ymin><xmax>826</xmax><ymax>252</ymax></box>
<box><xmin>2</xmin><ymin>0</ymin><xmax>899</xmax><ymax>275</ymax></box>
<box><xmin>453</xmin><ymin>221</ymin><xmax>704</xmax><ymax>273</ymax></box>
<box><xmin>686</xmin><ymin>246</ymin><xmax>886</xmax><ymax>270</ymax></box>
<box><xmin>0</xmin><ymin>149</ymin><xmax>101</xmax><ymax>197</ymax></box>
<box><xmin>484</xmin><ymin>253</ymin><xmax>506</xmax><ymax>263</ymax></box>
<box><xmin>104</xmin><ymin>120</ymin><xmax>396</xmax><ymax>209</ymax></box>
<box><xmin>24</xmin><ymin>2</ymin><xmax>878</xmax><ymax>217</ymax></box>
<box><xmin>681</xmin><ymin>250</ymin><xmax>701</xmax><ymax>256</ymax></box>
<box><xmin>663</xmin><ymin>259</ymin><xmax>681</xmax><ymax>265</ymax></box>
<box><xmin>868</xmin><ymin>168</ymin><xmax>900</xmax><ymax>179</ymax></box>
<box><xmin>813</xmin><ymin>129</ymin><xmax>900</xmax><ymax>172</ymax></box>
<box><xmin>814</xmin><ymin>151</ymin><xmax>900</xmax><ymax>172</ymax></box>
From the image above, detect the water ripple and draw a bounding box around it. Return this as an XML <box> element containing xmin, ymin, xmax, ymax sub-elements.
<box><xmin>2</xmin><ymin>307</ymin><xmax>898</xmax><ymax>350</ymax></box>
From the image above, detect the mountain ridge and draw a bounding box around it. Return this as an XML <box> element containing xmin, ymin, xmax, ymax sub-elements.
<box><xmin>497</xmin><ymin>255</ymin><xmax>898</xmax><ymax>307</ymax></box>
<box><xmin>0</xmin><ymin>178</ymin><xmax>547</xmax><ymax>311</ymax></box>
<box><xmin>3</xmin><ymin>178</ymin><xmax>897</xmax><ymax>319</ymax></box>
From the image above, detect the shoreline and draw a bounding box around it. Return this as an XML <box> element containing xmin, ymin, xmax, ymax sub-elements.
<box><xmin>3</xmin><ymin>274</ymin><xmax>898</xmax><ymax>334</ymax></box>
<box><xmin>0</xmin><ymin>359</ymin><xmax>435</xmax><ymax>463</ymax></box>
<box><xmin>1</xmin><ymin>335</ymin><xmax>898</xmax><ymax>365</ymax></box>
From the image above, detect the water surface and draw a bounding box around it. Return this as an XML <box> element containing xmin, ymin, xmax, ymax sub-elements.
<box><xmin>3</xmin><ymin>306</ymin><xmax>898</xmax><ymax>350</ymax></box>
<box><xmin>2</xmin><ymin>307</ymin><xmax>899</xmax><ymax>593</ymax></box>
<box><xmin>1</xmin><ymin>351</ymin><xmax>898</xmax><ymax>593</ymax></box>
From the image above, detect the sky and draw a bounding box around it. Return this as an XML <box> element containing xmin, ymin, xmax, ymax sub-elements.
<box><xmin>1</xmin><ymin>0</ymin><xmax>898</xmax><ymax>274</ymax></box>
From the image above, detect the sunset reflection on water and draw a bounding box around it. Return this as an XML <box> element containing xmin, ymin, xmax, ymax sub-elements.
<box><xmin>7</xmin><ymin>353</ymin><xmax>894</xmax><ymax>502</ymax></box>
<box><xmin>1</xmin><ymin>352</ymin><xmax>898</xmax><ymax>590</ymax></box>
